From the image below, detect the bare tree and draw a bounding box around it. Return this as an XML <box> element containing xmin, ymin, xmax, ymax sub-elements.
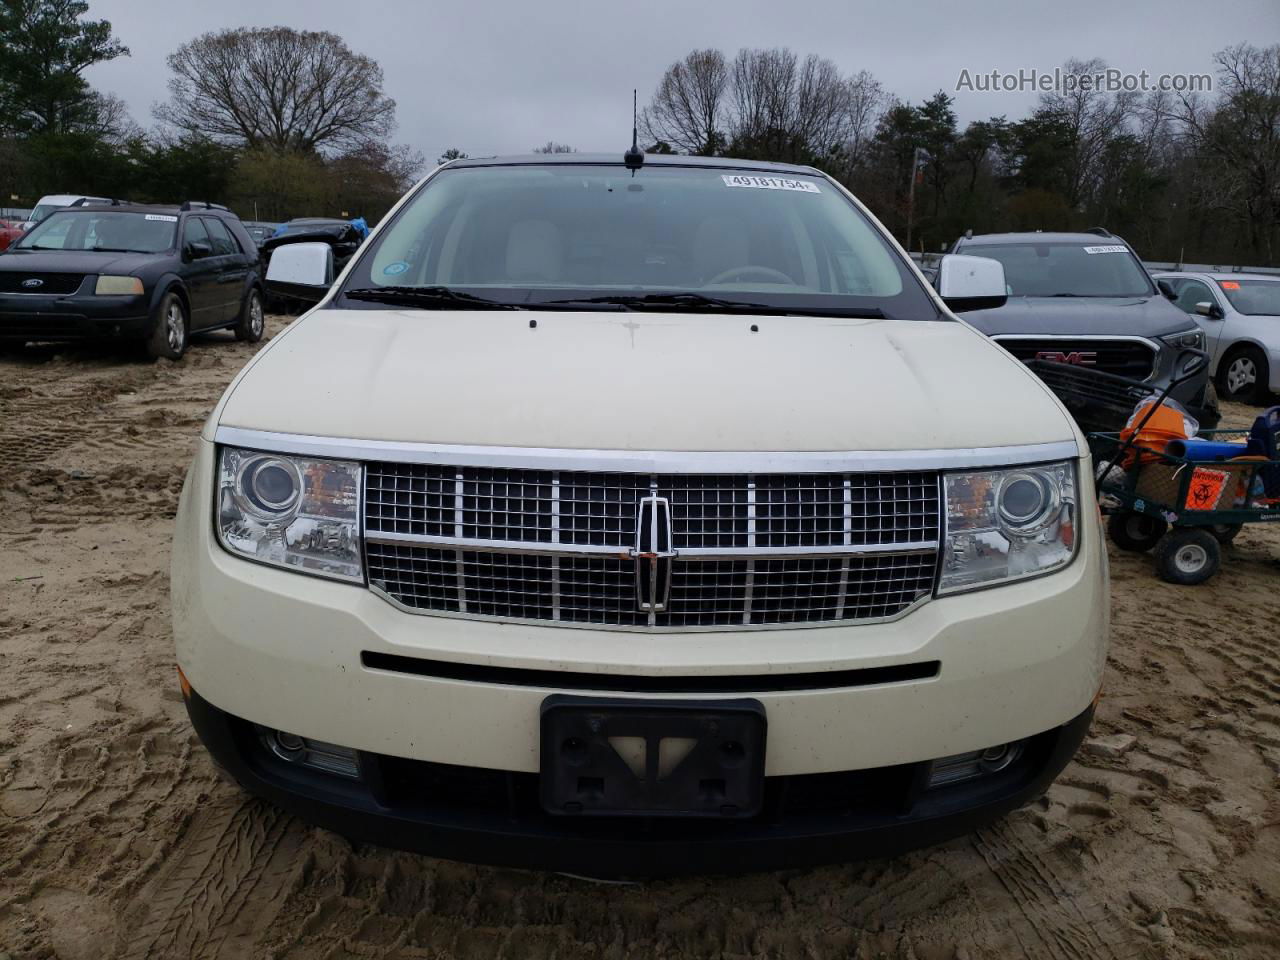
<box><xmin>1038</xmin><ymin>57</ymin><xmax>1139</xmax><ymax>207</ymax></box>
<box><xmin>641</xmin><ymin>49</ymin><xmax>729</xmax><ymax>155</ymax></box>
<box><xmin>531</xmin><ymin>141</ymin><xmax>576</xmax><ymax>153</ymax></box>
<box><xmin>727</xmin><ymin>48</ymin><xmax>851</xmax><ymax>163</ymax></box>
<box><xmin>842</xmin><ymin>70</ymin><xmax>885</xmax><ymax>171</ymax></box>
<box><xmin>156</xmin><ymin>27</ymin><xmax>396</xmax><ymax>153</ymax></box>
<box><xmin>1174</xmin><ymin>44</ymin><xmax>1280</xmax><ymax>263</ymax></box>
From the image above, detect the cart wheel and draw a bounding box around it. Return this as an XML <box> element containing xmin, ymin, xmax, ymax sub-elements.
<box><xmin>1107</xmin><ymin>511</ymin><xmax>1168</xmax><ymax>552</ymax></box>
<box><xmin>1209</xmin><ymin>523</ymin><xmax>1242</xmax><ymax>545</ymax></box>
<box><xmin>1153</xmin><ymin>529</ymin><xmax>1221</xmax><ymax>585</ymax></box>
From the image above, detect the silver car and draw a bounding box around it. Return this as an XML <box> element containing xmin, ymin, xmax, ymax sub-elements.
<box><xmin>1156</xmin><ymin>271</ymin><xmax>1280</xmax><ymax>404</ymax></box>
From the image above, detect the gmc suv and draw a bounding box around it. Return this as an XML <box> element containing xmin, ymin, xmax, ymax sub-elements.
<box><xmin>950</xmin><ymin>230</ymin><xmax>1219</xmax><ymax>427</ymax></box>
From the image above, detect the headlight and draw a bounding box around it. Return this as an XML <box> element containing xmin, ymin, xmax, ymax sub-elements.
<box><xmin>94</xmin><ymin>275</ymin><xmax>144</xmax><ymax>295</ymax></box>
<box><xmin>938</xmin><ymin>460</ymin><xmax>1076</xmax><ymax>595</ymax></box>
<box><xmin>1161</xmin><ymin>329</ymin><xmax>1205</xmax><ymax>351</ymax></box>
<box><xmin>216</xmin><ymin>447</ymin><xmax>362</xmax><ymax>582</ymax></box>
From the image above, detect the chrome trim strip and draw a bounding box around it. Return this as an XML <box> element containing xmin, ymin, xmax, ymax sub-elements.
<box><xmin>364</xmin><ymin>530</ymin><xmax>938</xmax><ymax>559</ymax></box>
<box><xmin>367</xmin><ymin>583</ymin><xmax>932</xmax><ymax>633</ymax></box>
<box><xmin>215</xmin><ymin>427</ymin><xmax>1082</xmax><ymax>472</ymax></box>
<box><xmin>743</xmin><ymin>479</ymin><xmax>757</xmax><ymax>626</ymax></box>
<box><xmin>452</xmin><ymin>469</ymin><xmax>467</xmax><ymax>614</ymax></box>
<box><xmin>681</xmin><ymin>544</ymin><xmax>938</xmax><ymax>560</ymax></box>
<box><xmin>366</xmin><ymin>530</ymin><xmax>630</xmax><ymax>557</ymax></box>
<box><xmin>550</xmin><ymin>473</ymin><xmax>561</xmax><ymax>622</ymax></box>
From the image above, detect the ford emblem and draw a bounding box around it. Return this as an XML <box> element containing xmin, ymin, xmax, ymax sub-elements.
<box><xmin>21</xmin><ymin>278</ymin><xmax>43</xmax><ymax>289</ymax></box>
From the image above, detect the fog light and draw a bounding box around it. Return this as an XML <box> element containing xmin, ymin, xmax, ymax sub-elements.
<box><xmin>275</xmin><ymin>731</ymin><xmax>305</xmax><ymax>753</ymax></box>
<box><xmin>261</xmin><ymin>727</ymin><xmax>361</xmax><ymax>779</ymax></box>
<box><xmin>927</xmin><ymin>741</ymin><xmax>1024</xmax><ymax>788</ymax></box>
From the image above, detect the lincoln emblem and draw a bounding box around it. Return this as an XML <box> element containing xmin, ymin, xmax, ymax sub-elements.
<box><xmin>633</xmin><ymin>495</ymin><xmax>676</xmax><ymax>612</ymax></box>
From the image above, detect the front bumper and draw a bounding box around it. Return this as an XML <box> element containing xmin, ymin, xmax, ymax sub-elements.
<box><xmin>0</xmin><ymin>292</ymin><xmax>149</xmax><ymax>341</ymax></box>
<box><xmin>187</xmin><ymin>685</ymin><xmax>1094</xmax><ymax>877</ymax></box>
<box><xmin>174</xmin><ymin>438</ymin><xmax>1107</xmax><ymax>777</ymax></box>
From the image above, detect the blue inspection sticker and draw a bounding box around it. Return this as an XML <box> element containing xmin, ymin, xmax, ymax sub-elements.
<box><xmin>382</xmin><ymin>260</ymin><xmax>410</xmax><ymax>277</ymax></box>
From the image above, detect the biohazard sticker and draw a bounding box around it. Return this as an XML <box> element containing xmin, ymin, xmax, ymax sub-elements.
<box><xmin>1185</xmin><ymin>467</ymin><xmax>1230</xmax><ymax>511</ymax></box>
<box><xmin>722</xmin><ymin>175</ymin><xmax>820</xmax><ymax>193</ymax></box>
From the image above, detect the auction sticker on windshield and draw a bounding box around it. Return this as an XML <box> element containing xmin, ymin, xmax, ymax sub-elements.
<box><xmin>145</xmin><ymin>215</ymin><xmax>179</xmax><ymax>222</ymax></box>
<box><xmin>722</xmin><ymin>174</ymin><xmax>820</xmax><ymax>193</ymax></box>
<box><xmin>1082</xmin><ymin>245</ymin><xmax>1127</xmax><ymax>254</ymax></box>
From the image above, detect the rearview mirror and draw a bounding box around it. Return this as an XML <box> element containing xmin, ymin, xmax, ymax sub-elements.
<box><xmin>185</xmin><ymin>240</ymin><xmax>212</xmax><ymax>261</ymax></box>
<box><xmin>266</xmin><ymin>242</ymin><xmax>334</xmax><ymax>303</ymax></box>
<box><xmin>935</xmin><ymin>254</ymin><xmax>1008</xmax><ymax>311</ymax></box>
<box><xmin>1157</xmin><ymin>279</ymin><xmax>1177</xmax><ymax>300</ymax></box>
<box><xmin>1194</xmin><ymin>301</ymin><xmax>1224</xmax><ymax>320</ymax></box>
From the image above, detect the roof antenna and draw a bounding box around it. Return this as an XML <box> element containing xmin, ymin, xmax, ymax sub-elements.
<box><xmin>624</xmin><ymin>89</ymin><xmax>644</xmax><ymax>172</ymax></box>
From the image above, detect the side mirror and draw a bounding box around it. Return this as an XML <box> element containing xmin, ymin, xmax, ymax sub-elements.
<box><xmin>1194</xmin><ymin>301</ymin><xmax>1224</xmax><ymax>320</ymax></box>
<box><xmin>936</xmin><ymin>254</ymin><xmax>1008</xmax><ymax>311</ymax></box>
<box><xmin>266</xmin><ymin>241</ymin><xmax>334</xmax><ymax>303</ymax></box>
<box><xmin>185</xmin><ymin>240</ymin><xmax>212</xmax><ymax>261</ymax></box>
<box><xmin>1157</xmin><ymin>279</ymin><xmax>1177</xmax><ymax>301</ymax></box>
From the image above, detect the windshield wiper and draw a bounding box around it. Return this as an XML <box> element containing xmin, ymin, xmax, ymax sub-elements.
<box><xmin>543</xmin><ymin>292</ymin><xmax>884</xmax><ymax>318</ymax></box>
<box><xmin>344</xmin><ymin>286</ymin><xmax>523</xmax><ymax>310</ymax></box>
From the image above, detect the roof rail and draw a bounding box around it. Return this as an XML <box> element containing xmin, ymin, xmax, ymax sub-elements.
<box><xmin>180</xmin><ymin>201</ymin><xmax>229</xmax><ymax>212</ymax></box>
<box><xmin>1084</xmin><ymin>226</ymin><xmax>1113</xmax><ymax>237</ymax></box>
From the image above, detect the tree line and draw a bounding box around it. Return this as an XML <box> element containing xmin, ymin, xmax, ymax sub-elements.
<box><xmin>2</xmin><ymin>2</ymin><xmax>1276</xmax><ymax>264</ymax></box>
<box><xmin>0</xmin><ymin>1</ymin><xmax>423</xmax><ymax>223</ymax></box>
<box><xmin>642</xmin><ymin>45</ymin><xmax>1280</xmax><ymax>266</ymax></box>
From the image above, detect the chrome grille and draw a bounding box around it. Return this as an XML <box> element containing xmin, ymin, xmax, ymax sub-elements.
<box><xmin>364</xmin><ymin>464</ymin><xmax>940</xmax><ymax>631</ymax></box>
<box><xmin>365</xmin><ymin>545</ymin><xmax>938</xmax><ymax>630</ymax></box>
<box><xmin>366</xmin><ymin>466</ymin><xmax>938</xmax><ymax>549</ymax></box>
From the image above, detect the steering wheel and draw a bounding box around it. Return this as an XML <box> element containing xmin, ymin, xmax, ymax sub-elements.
<box><xmin>706</xmin><ymin>265</ymin><xmax>795</xmax><ymax>286</ymax></box>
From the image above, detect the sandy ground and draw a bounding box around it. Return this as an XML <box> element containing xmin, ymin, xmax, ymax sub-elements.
<box><xmin>1</xmin><ymin>318</ymin><xmax>1277</xmax><ymax>960</ymax></box>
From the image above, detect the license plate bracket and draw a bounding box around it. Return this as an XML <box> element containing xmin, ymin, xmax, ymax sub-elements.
<box><xmin>539</xmin><ymin>695</ymin><xmax>767</xmax><ymax>818</ymax></box>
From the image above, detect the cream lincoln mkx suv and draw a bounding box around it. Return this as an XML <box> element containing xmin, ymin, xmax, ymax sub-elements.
<box><xmin>171</xmin><ymin>153</ymin><xmax>1107</xmax><ymax>877</ymax></box>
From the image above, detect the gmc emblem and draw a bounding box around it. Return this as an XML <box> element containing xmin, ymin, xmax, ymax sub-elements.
<box><xmin>1035</xmin><ymin>350</ymin><xmax>1097</xmax><ymax>366</ymax></box>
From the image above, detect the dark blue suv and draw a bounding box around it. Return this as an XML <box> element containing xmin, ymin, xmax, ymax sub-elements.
<box><xmin>0</xmin><ymin>202</ymin><xmax>265</xmax><ymax>360</ymax></box>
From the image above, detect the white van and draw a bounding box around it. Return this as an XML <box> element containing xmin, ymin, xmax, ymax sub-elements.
<box><xmin>20</xmin><ymin>194</ymin><xmax>112</xmax><ymax>231</ymax></box>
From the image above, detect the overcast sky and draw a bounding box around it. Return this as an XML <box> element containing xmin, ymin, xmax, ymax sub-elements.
<box><xmin>85</xmin><ymin>0</ymin><xmax>1278</xmax><ymax>163</ymax></box>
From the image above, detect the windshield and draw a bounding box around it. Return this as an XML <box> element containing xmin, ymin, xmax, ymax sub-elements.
<box><xmin>29</xmin><ymin>203</ymin><xmax>63</xmax><ymax>223</ymax></box>
<box><xmin>342</xmin><ymin>164</ymin><xmax>938</xmax><ymax>319</ymax></box>
<box><xmin>1218</xmin><ymin>278</ymin><xmax>1280</xmax><ymax>316</ymax></box>
<box><xmin>964</xmin><ymin>241</ymin><xmax>1154</xmax><ymax>298</ymax></box>
<box><xmin>17</xmin><ymin>210</ymin><xmax>176</xmax><ymax>253</ymax></box>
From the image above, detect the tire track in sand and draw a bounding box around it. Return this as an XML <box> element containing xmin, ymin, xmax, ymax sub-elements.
<box><xmin>120</xmin><ymin>795</ymin><xmax>298</xmax><ymax>960</ymax></box>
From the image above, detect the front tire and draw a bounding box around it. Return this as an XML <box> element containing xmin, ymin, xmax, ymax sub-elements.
<box><xmin>1107</xmin><ymin>511</ymin><xmax>1168</xmax><ymax>552</ymax></box>
<box><xmin>147</xmin><ymin>292</ymin><xmax>189</xmax><ymax>361</ymax></box>
<box><xmin>1218</xmin><ymin>346</ymin><xmax>1270</xmax><ymax>404</ymax></box>
<box><xmin>1153</xmin><ymin>528</ymin><xmax>1220</xmax><ymax>585</ymax></box>
<box><xmin>234</xmin><ymin>288</ymin><xmax>265</xmax><ymax>343</ymax></box>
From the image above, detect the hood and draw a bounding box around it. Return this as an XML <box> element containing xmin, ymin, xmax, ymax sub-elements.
<box><xmin>962</xmin><ymin>295</ymin><xmax>1194</xmax><ymax>338</ymax></box>
<box><xmin>218</xmin><ymin>309</ymin><xmax>1075</xmax><ymax>452</ymax></box>
<box><xmin>0</xmin><ymin>248</ymin><xmax>169</xmax><ymax>275</ymax></box>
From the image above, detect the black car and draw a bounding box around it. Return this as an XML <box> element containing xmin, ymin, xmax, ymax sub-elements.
<box><xmin>0</xmin><ymin>201</ymin><xmax>265</xmax><ymax>359</ymax></box>
<box><xmin>949</xmin><ymin>230</ymin><xmax>1219</xmax><ymax>428</ymax></box>
<box><xmin>242</xmin><ymin>221</ymin><xmax>282</xmax><ymax>248</ymax></box>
